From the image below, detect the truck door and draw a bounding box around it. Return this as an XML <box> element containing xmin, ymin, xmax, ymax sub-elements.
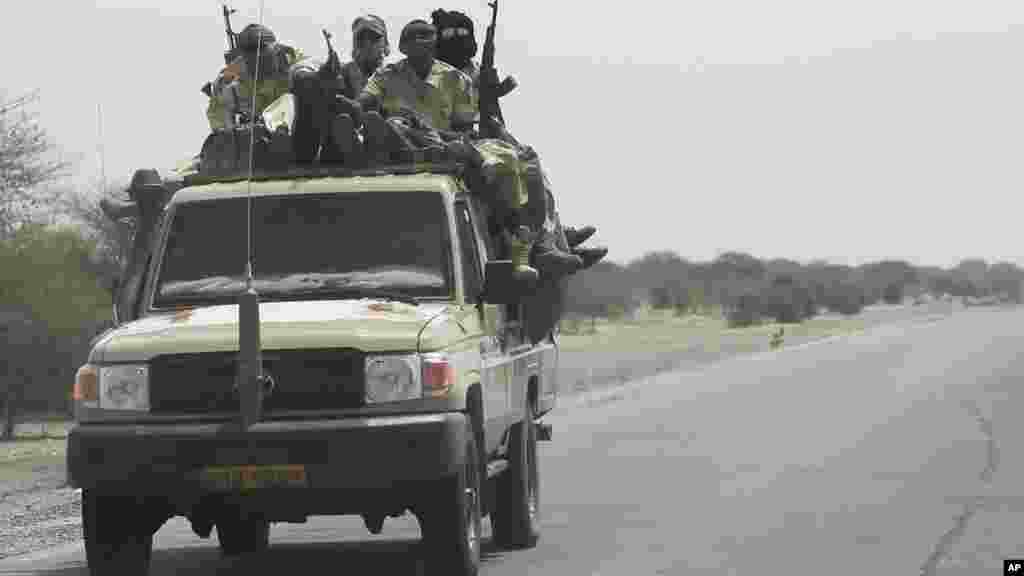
<box><xmin>455</xmin><ymin>201</ymin><xmax>511</xmax><ymax>440</ymax></box>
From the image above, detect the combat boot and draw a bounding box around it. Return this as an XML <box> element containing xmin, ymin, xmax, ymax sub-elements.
<box><xmin>572</xmin><ymin>246</ymin><xmax>608</xmax><ymax>270</ymax></box>
<box><xmin>531</xmin><ymin>230</ymin><xmax>584</xmax><ymax>279</ymax></box>
<box><xmin>564</xmin><ymin>225</ymin><xmax>597</xmax><ymax>249</ymax></box>
<box><xmin>507</xmin><ymin>226</ymin><xmax>540</xmax><ymax>285</ymax></box>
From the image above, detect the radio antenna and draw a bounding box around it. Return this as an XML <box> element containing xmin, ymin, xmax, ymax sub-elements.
<box><xmin>236</xmin><ymin>0</ymin><xmax>267</xmax><ymax>429</ymax></box>
<box><xmin>244</xmin><ymin>0</ymin><xmax>265</xmax><ymax>288</ymax></box>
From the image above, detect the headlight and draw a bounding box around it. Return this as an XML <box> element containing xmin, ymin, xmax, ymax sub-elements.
<box><xmin>98</xmin><ymin>365</ymin><xmax>150</xmax><ymax>411</ymax></box>
<box><xmin>365</xmin><ymin>355</ymin><xmax>420</xmax><ymax>403</ymax></box>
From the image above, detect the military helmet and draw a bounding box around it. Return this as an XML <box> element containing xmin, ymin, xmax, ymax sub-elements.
<box><xmin>236</xmin><ymin>24</ymin><xmax>277</xmax><ymax>51</ymax></box>
<box><xmin>399</xmin><ymin>20</ymin><xmax>437</xmax><ymax>55</ymax></box>
<box><xmin>352</xmin><ymin>14</ymin><xmax>388</xmax><ymax>42</ymax></box>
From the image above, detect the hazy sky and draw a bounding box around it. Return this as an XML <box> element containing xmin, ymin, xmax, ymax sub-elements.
<box><xmin>5</xmin><ymin>1</ymin><xmax>1024</xmax><ymax>269</ymax></box>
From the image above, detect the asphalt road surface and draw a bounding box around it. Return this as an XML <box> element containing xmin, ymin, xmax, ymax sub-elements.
<box><xmin>2</xmin><ymin>306</ymin><xmax>1022</xmax><ymax>575</ymax></box>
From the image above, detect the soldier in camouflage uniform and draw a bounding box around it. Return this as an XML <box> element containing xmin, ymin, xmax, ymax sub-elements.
<box><xmin>287</xmin><ymin>15</ymin><xmax>391</xmax><ymax>164</ymax></box>
<box><xmin>339</xmin><ymin>15</ymin><xmax>391</xmax><ymax>99</ymax></box>
<box><xmin>430</xmin><ymin>9</ymin><xmax>608</xmax><ymax>272</ymax></box>
<box><xmin>354</xmin><ymin>20</ymin><xmax>587</xmax><ymax>286</ymax></box>
<box><xmin>205</xmin><ymin>24</ymin><xmax>307</xmax><ymax>132</ymax></box>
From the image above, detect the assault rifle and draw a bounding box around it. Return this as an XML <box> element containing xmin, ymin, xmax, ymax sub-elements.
<box><xmin>478</xmin><ymin>0</ymin><xmax>519</xmax><ymax>139</ymax></box>
<box><xmin>322</xmin><ymin>29</ymin><xmax>342</xmax><ymax>77</ymax></box>
<box><xmin>201</xmin><ymin>4</ymin><xmax>241</xmax><ymax>97</ymax></box>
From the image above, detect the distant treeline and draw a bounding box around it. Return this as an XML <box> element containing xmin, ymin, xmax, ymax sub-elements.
<box><xmin>563</xmin><ymin>251</ymin><xmax>1022</xmax><ymax>327</ymax></box>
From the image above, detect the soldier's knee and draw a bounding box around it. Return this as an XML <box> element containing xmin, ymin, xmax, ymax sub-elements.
<box><xmin>288</xmin><ymin>67</ymin><xmax>321</xmax><ymax>97</ymax></box>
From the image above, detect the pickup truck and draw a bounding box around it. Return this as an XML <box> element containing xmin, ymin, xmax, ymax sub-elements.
<box><xmin>68</xmin><ymin>162</ymin><xmax>559</xmax><ymax>576</ymax></box>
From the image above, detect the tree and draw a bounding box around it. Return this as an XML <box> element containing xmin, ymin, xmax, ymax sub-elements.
<box><xmin>55</xmin><ymin>180</ymin><xmax>132</xmax><ymax>297</ymax></box>
<box><xmin>1</xmin><ymin>90</ymin><xmax>70</xmax><ymax>239</ymax></box>
<box><xmin>882</xmin><ymin>282</ymin><xmax>904</xmax><ymax>305</ymax></box>
<box><xmin>0</xmin><ymin>225</ymin><xmax>111</xmax><ymax>439</ymax></box>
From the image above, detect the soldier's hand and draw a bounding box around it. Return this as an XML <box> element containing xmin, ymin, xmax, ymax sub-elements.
<box><xmin>223</xmin><ymin>60</ymin><xmax>243</xmax><ymax>82</ymax></box>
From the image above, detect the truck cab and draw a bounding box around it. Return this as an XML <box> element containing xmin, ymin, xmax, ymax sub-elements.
<box><xmin>69</xmin><ymin>162</ymin><xmax>557</xmax><ymax>576</ymax></box>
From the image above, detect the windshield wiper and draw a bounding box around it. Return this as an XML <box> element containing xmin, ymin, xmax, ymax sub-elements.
<box><xmin>265</xmin><ymin>285</ymin><xmax>421</xmax><ymax>306</ymax></box>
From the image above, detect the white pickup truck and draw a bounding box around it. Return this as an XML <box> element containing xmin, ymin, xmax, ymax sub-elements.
<box><xmin>69</xmin><ymin>162</ymin><xmax>560</xmax><ymax>575</ymax></box>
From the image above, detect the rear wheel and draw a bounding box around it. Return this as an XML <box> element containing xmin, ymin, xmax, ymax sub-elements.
<box><xmin>82</xmin><ymin>490</ymin><xmax>154</xmax><ymax>576</ymax></box>
<box><xmin>491</xmin><ymin>412</ymin><xmax>541</xmax><ymax>549</ymax></box>
<box><xmin>418</xmin><ymin>423</ymin><xmax>482</xmax><ymax>576</ymax></box>
<box><xmin>216</xmin><ymin>515</ymin><xmax>270</xmax><ymax>556</ymax></box>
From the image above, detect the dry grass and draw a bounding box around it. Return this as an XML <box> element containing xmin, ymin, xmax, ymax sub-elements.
<box><xmin>557</xmin><ymin>308</ymin><xmax>872</xmax><ymax>354</ymax></box>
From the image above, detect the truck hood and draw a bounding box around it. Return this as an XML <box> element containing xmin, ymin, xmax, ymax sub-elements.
<box><xmin>91</xmin><ymin>299</ymin><xmax>471</xmax><ymax>363</ymax></box>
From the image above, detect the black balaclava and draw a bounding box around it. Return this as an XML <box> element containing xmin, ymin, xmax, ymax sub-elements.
<box><xmin>430</xmin><ymin>9</ymin><xmax>477</xmax><ymax>71</ymax></box>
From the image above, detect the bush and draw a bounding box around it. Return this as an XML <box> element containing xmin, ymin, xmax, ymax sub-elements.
<box><xmin>757</xmin><ymin>276</ymin><xmax>815</xmax><ymax>324</ymax></box>
<box><xmin>726</xmin><ymin>291</ymin><xmax>762</xmax><ymax>328</ymax></box>
<box><xmin>823</xmin><ymin>282</ymin><xmax>864</xmax><ymax>315</ymax></box>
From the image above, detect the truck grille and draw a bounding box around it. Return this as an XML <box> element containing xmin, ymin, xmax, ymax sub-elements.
<box><xmin>148</xmin><ymin>348</ymin><xmax>366</xmax><ymax>415</ymax></box>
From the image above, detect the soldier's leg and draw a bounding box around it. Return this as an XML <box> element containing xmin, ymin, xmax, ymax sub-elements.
<box><xmin>288</xmin><ymin>66</ymin><xmax>330</xmax><ymax>164</ymax></box>
<box><xmin>326</xmin><ymin>96</ymin><xmax>363</xmax><ymax>164</ymax></box>
<box><xmin>517</xmin><ymin>150</ymin><xmax>586</xmax><ymax>279</ymax></box>
<box><xmin>362</xmin><ymin>112</ymin><xmax>418</xmax><ymax>163</ymax></box>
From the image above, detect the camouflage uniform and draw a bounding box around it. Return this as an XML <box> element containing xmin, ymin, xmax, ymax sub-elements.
<box><xmin>204</xmin><ymin>25</ymin><xmax>307</xmax><ymax>132</ymax></box>
<box><xmin>363</xmin><ymin>59</ymin><xmax>477</xmax><ymax>133</ymax></box>
<box><xmin>205</xmin><ymin>47</ymin><xmax>305</xmax><ymax>131</ymax></box>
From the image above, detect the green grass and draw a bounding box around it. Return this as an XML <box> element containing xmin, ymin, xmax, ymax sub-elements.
<box><xmin>0</xmin><ymin>436</ymin><xmax>66</xmax><ymax>469</ymax></box>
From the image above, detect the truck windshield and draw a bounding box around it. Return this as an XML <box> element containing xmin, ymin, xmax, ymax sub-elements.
<box><xmin>152</xmin><ymin>191</ymin><xmax>452</xmax><ymax>308</ymax></box>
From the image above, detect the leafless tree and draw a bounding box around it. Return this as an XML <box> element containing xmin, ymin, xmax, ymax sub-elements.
<box><xmin>0</xmin><ymin>90</ymin><xmax>71</xmax><ymax>239</ymax></box>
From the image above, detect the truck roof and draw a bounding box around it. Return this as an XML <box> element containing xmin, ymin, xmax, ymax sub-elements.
<box><xmin>173</xmin><ymin>161</ymin><xmax>468</xmax><ymax>204</ymax></box>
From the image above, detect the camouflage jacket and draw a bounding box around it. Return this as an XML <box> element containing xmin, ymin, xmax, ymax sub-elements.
<box><xmin>362</xmin><ymin>58</ymin><xmax>477</xmax><ymax>132</ymax></box>
<box><xmin>205</xmin><ymin>44</ymin><xmax>306</xmax><ymax>131</ymax></box>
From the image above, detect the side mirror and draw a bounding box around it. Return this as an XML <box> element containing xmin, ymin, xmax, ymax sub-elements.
<box><xmin>481</xmin><ymin>260</ymin><xmax>532</xmax><ymax>305</ymax></box>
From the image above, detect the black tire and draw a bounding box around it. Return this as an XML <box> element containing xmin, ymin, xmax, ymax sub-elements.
<box><xmin>491</xmin><ymin>413</ymin><xmax>541</xmax><ymax>549</ymax></box>
<box><xmin>82</xmin><ymin>490</ymin><xmax>154</xmax><ymax>576</ymax></box>
<box><xmin>418</xmin><ymin>423</ymin><xmax>482</xmax><ymax>576</ymax></box>
<box><xmin>216</xmin><ymin>516</ymin><xmax>270</xmax><ymax>556</ymax></box>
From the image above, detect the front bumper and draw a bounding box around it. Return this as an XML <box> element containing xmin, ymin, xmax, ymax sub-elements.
<box><xmin>67</xmin><ymin>412</ymin><xmax>467</xmax><ymax>495</ymax></box>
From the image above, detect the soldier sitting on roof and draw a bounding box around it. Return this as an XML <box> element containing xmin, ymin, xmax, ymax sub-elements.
<box><xmin>353</xmin><ymin>19</ymin><xmax>585</xmax><ymax>285</ymax></box>
<box><xmin>288</xmin><ymin>15</ymin><xmax>391</xmax><ymax>164</ymax></box>
<box><xmin>205</xmin><ymin>24</ymin><xmax>307</xmax><ymax>132</ymax></box>
<box><xmin>99</xmin><ymin>169</ymin><xmax>175</xmax><ymax>323</ymax></box>
<box><xmin>430</xmin><ymin>8</ymin><xmax>608</xmax><ymax>272</ymax></box>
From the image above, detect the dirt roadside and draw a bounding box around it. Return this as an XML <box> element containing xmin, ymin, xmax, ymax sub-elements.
<box><xmin>0</xmin><ymin>300</ymin><xmax>971</xmax><ymax>559</ymax></box>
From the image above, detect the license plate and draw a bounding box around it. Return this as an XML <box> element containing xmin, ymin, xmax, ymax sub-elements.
<box><xmin>201</xmin><ymin>465</ymin><xmax>307</xmax><ymax>492</ymax></box>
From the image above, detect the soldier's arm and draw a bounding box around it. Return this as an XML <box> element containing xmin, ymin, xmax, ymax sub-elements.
<box><xmin>206</xmin><ymin>96</ymin><xmax>226</xmax><ymax>132</ymax></box>
<box><xmin>205</xmin><ymin>75</ymin><xmax>229</xmax><ymax>132</ymax></box>
<box><xmin>357</xmin><ymin>73</ymin><xmax>385</xmax><ymax>116</ymax></box>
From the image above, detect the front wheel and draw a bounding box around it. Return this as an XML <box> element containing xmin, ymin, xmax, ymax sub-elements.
<box><xmin>417</xmin><ymin>423</ymin><xmax>482</xmax><ymax>576</ymax></box>
<box><xmin>82</xmin><ymin>490</ymin><xmax>154</xmax><ymax>576</ymax></box>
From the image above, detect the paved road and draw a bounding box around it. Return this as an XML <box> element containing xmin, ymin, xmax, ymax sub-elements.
<box><xmin>2</xmin><ymin>306</ymin><xmax>1021</xmax><ymax>575</ymax></box>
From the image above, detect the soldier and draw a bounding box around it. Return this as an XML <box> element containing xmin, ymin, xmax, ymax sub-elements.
<box><xmin>356</xmin><ymin>20</ymin><xmax>477</xmax><ymax>150</ymax></box>
<box><xmin>429</xmin><ymin>8</ymin><xmax>607</xmax><ymax>271</ymax></box>
<box><xmin>99</xmin><ymin>169</ymin><xmax>175</xmax><ymax>323</ymax></box>
<box><xmin>299</xmin><ymin>14</ymin><xmax>392</xmax><ymax>164</ymax></box>
<box><xmin>355</xmin><ymin>19</ymin><xmax>584</xmax><ymax>283</ymax></box>
<box><xmin>338</xmin><ymin>15</ymin><xmax>391</xmax><ymax>99</ymax></box>
<box><xmin>205</xmin><ymin>24</ymin><xmax>306</xmax><ymax>132</ymax></box>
